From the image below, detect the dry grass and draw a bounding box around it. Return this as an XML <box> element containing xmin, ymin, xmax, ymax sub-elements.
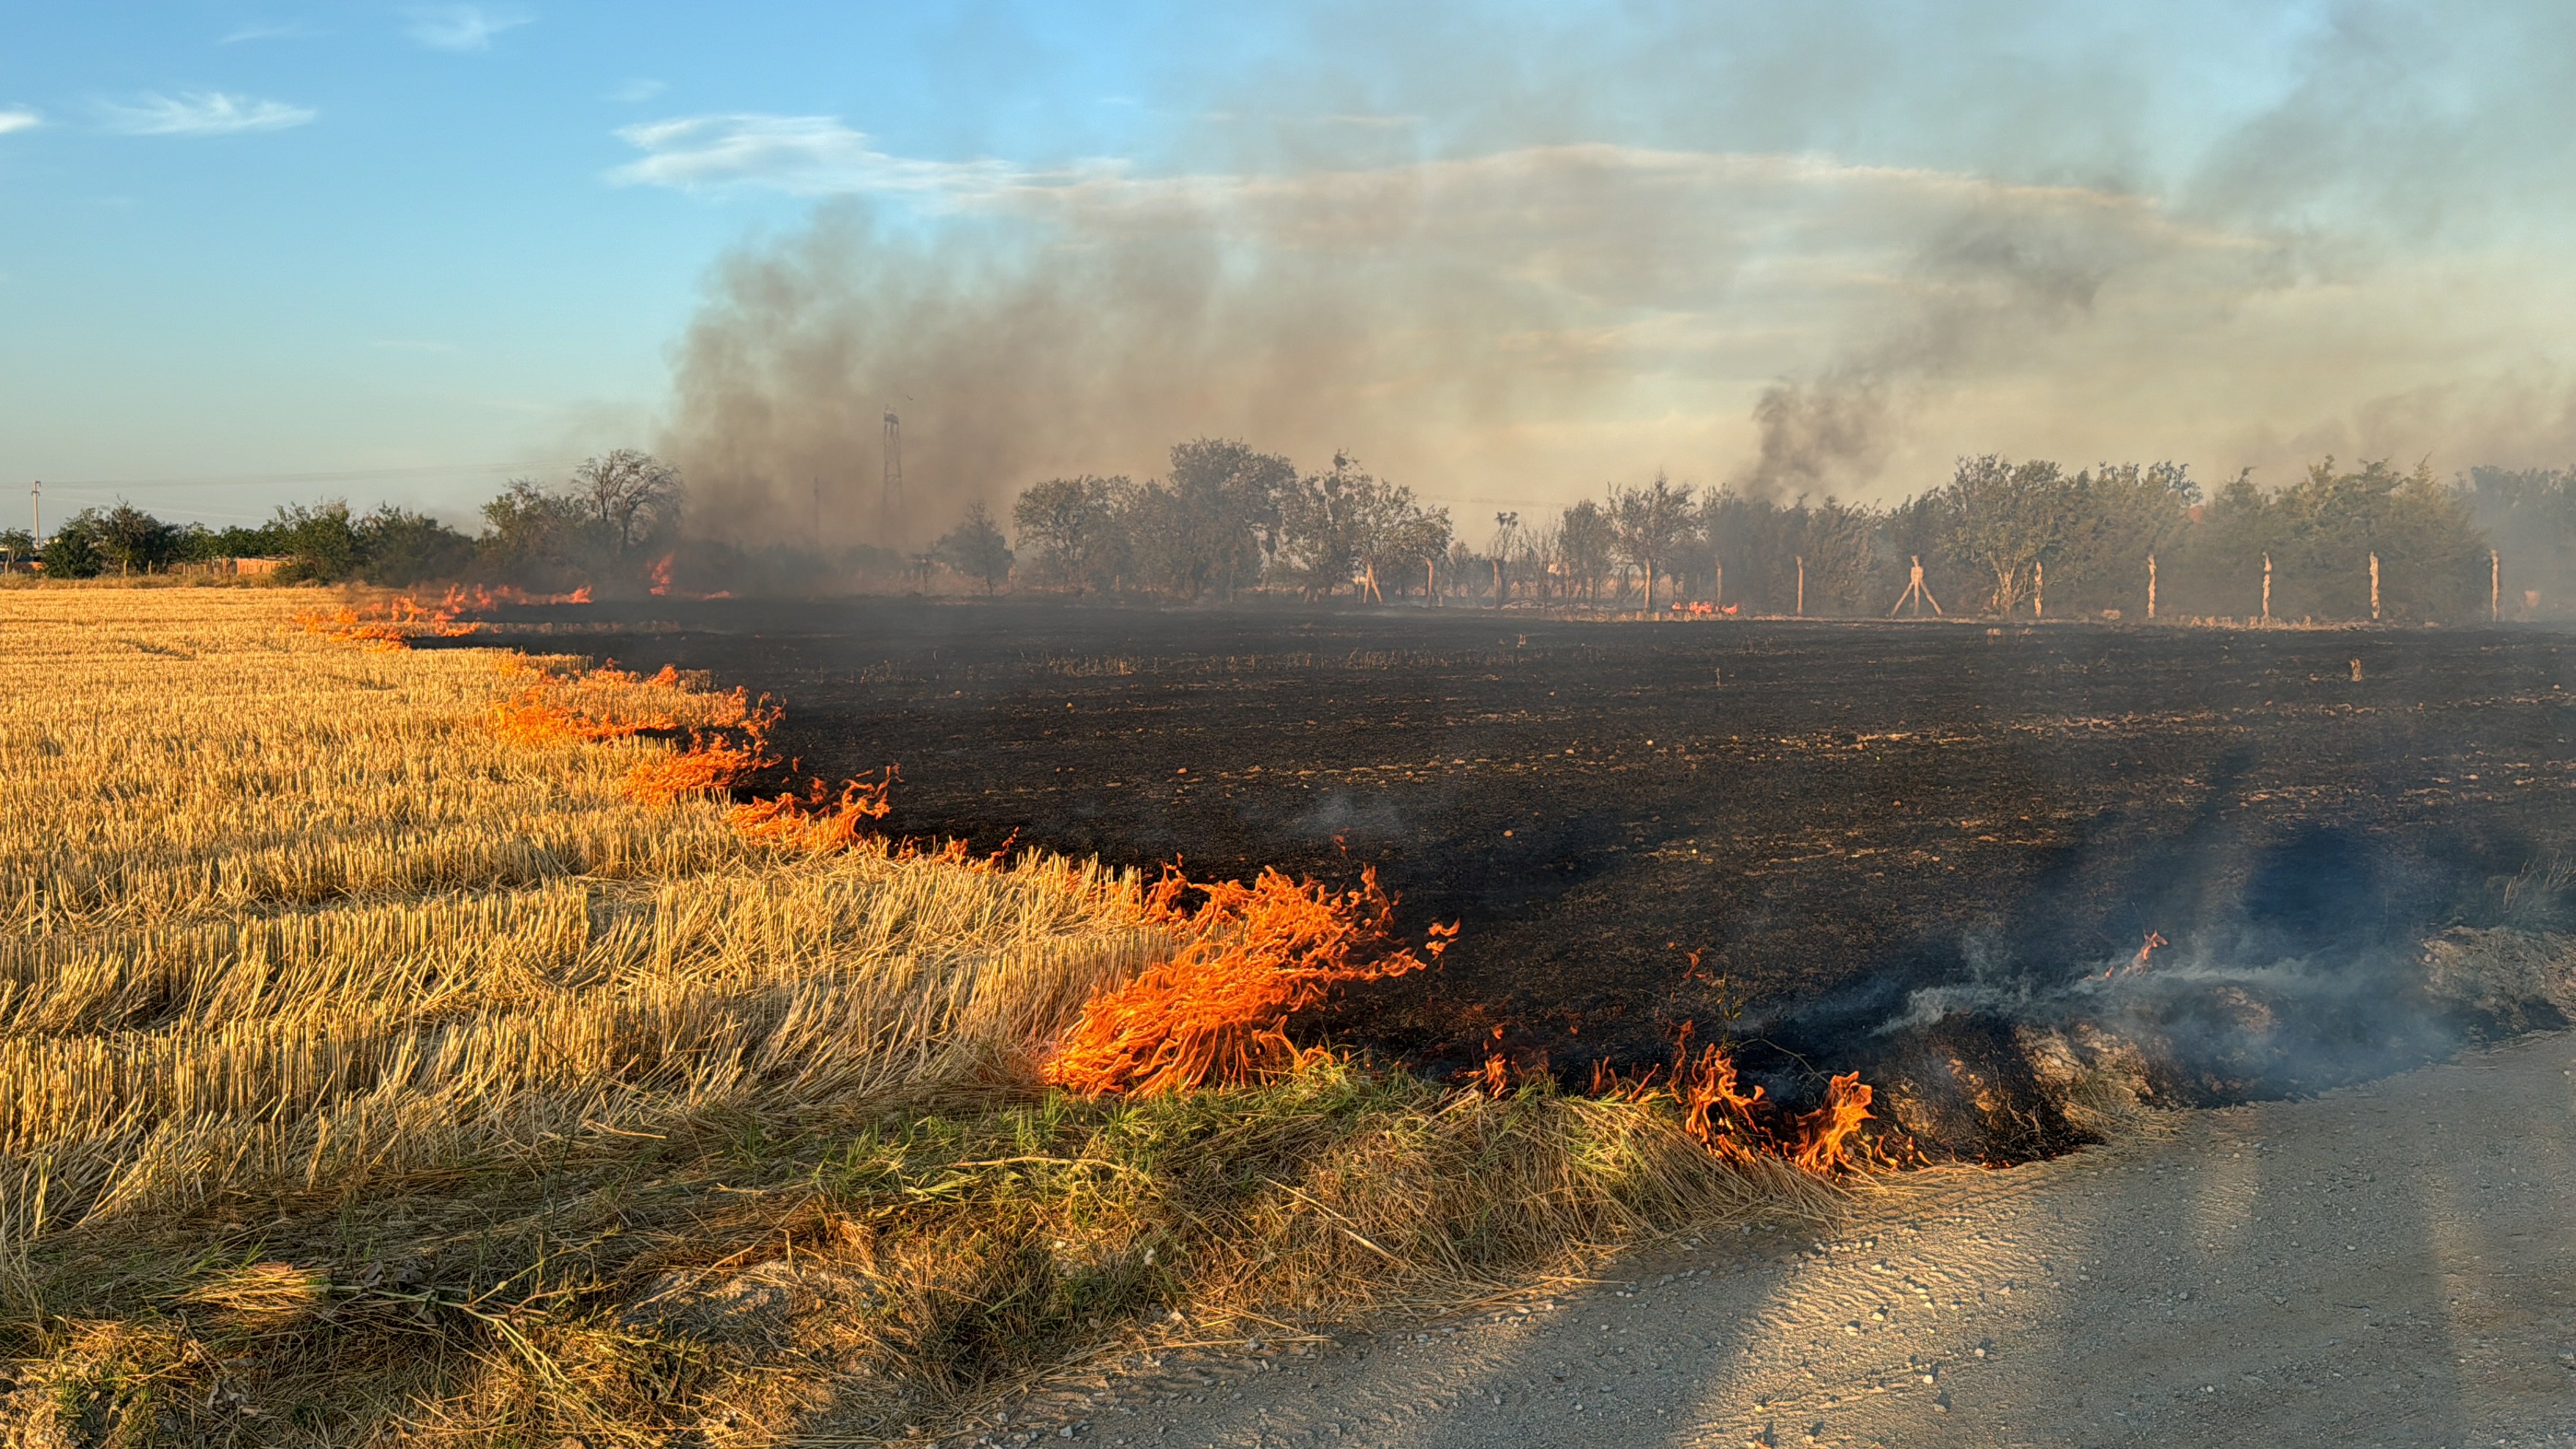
<box><xmin>0</xmin><ymin>586</ymin><xmax>1845</xmax><ymax>1446</ymax></box>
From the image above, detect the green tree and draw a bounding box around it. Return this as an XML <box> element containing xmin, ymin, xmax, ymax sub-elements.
<box><xmin>932</xmin><ymin>500</ymin><xmax>1014</xmax><ymax>593</ymax></box>
<box><xmin>1278</xmin><ymin>453</ymin><xmax>1387</xmax><ymax>599</ymax></box>
<box><xmin>1012</xmin><ymin>476</ymin><xmax>1124</xmax><ymax>593</ymax></box>
<box><xmin>41</xmin><ymin>509</ymin><xmax>105</xmax><ymax>578</ymax></box>
<box><xmin>2046</xmin><ymin>462</ymin><xmax>2194</xmax><ymax>615</ymax></box>
<box><xmin>1556</xmin><ymin>498</ymin><xmax>1614</xmax><ymax>603</ymax></box>
<box><xmin>1357</xmin><ymin>483</ymin><xmax>1450</xmax><ymax>602</ymax></box>
<box><xmin>201</xmin><ymin>522</ymin><xmax>288</xmax><ymax>560</ymax></box>
<box><xmin>570</xmin><ymin>450</ymin><xmax>685</xmax><ymax>557</ymax></box>
<box><xmin>355</xmin><ymin>506</ymin><xmax>475</xmax><ymax>585</ymax></box>
<box><xmin>1794</xmin><ymin>498</ymin><xmax>1887</xmax><ymax>615</ymax></box>
<box><xmin>2463</xmin><ymin>466</ymin><xmax>2576</xmax><ymax>616</ymax></box>
<box><xmin>479</xmin><ymin>479</ymin><xmax>607</xmax><ymax>587</ymax></box>
<box><xmin>2274</xmin><ymin>458</ymin><xmax>2481</xmax><ymax>620</ymax></box>
<box><xmin>1126</xmin><ymin>438</ymin><xmax>1295</xmax><ymax>599</ymax></box>
<box><xmin>92</xmin><ymin>502</ymin><xmax>185</xmax><ymax>575</ymax></box>
<box><xmin>1942</xmin><ymin>455</ymin><xmax>2069</xmax><ymax>615</ymax></box>
<box><xmin>268</xmin><ymin>501</ymin><xmax>362</xmax><ymax>583</ymax></box>
<box><xmin>1609</xmin><ymin>472</ymin><xmax>1696</xmax><ymax>609</ymax></box>
<box><xmin>0</xmin><ymin>527</ymin><xmax>34</xmax><ymax>574</ymax></box>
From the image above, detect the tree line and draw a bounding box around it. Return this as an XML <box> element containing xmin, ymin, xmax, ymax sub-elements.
<box><xmin>991</xmin><ymin>444</ymin><xmax>2533</xmax><ymax>623</ymax></box>
<box><xmin>999</xmin><ymin>440</ymin><xmax>1451</xmax><ymax>602</ymax></box>
<box><xmin>10</xmin><ymin>437</ymin><xmax>2564</xmax><ymax>623</ymax></box>
<box><xmin>7</xmin><ymin>451</ymin><xmax>685</xmax><ymax>588</ymax></box>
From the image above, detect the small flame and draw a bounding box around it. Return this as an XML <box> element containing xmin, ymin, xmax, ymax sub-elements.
<box><xmin>725</xmin><ymin>772</ymin><xmax>896</xmax><ymax>851</ymax></box>
<box><xmin>2103</xmin><ymin>928</ymin><xmax>2168</xmax><ymax>979</ymax></box>
<box><xmin>1790</xmin><ymin>1073</ymin><xmax>1877</xmax><ymax>1174</ymax></box>
<box><xmin>2130</xmin><ymin>929</ymin><xmax>2168</xmax><ymax>974</ymax></box>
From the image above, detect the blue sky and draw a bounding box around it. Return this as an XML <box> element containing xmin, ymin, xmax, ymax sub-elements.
<box><xmin>0</xmin><ymin>2</ymin><xmax>1190</xmax><ymax>525</ymax></box>
<box><xmin>4</xmin><ymin>3</ymin><xmax>2573</xmax><ymax>539</ymax></box>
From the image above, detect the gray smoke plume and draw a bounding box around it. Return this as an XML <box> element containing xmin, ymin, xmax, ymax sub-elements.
<box><xmin>1733</xmin><ymin>196</ymin><xmax>2244</xmax><ymax>498</ymax></box>
<box><xmin>655</xmin><ymin>192</ymin><xmax>1567</xmax><ymax>550</ymax></box>
<box><xmin>641</xmin><ymin>1</ymin><xmax>2576</xmax><ymax>531</ymax></box>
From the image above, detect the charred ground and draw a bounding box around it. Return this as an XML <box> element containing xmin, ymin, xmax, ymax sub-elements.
<box><xmin>452</xmin><ymin>601</ymin><xmax>2576</xmax><ymax>1160</ymax></box>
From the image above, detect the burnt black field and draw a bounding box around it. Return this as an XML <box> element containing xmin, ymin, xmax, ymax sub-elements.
<box><xmin>453</xmin><ymin>599</ymin><xmax>2576</xmax><ymax>1158</ymax></box>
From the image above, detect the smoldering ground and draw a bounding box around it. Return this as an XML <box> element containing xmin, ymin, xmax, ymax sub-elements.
<box><xmin>1756</xmin><ymin>825</ymin><xmax>2576</xmax><ymax>1163</ymax></box>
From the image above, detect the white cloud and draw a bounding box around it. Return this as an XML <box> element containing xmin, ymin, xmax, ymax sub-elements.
<box><xmin>0</xmin><ymin>108</ymin><xmax>40</xmax><ymax>135</ymax></box>
<box><xmin>610</xmin><ymin>115</ymin><xmax>1038</xmax><ymax>199</ymax></box>
<box><xmin>100</xmin><ymin>91</ymin><xmax>315</xmax><ymax>136</ymax></box>
<box><xmin>608</xmin><ymin>120</ymin><xmax>2241</xmax><ymax>299</ymax></box>
<box><xmin>404</xmin><ymin>4</ymin><xmax>531</xmax><ymax>52</ymax></box>
<box><xmin>607</xmin><ymin>77</ymin><xmax>665</xmax><ymax>103</ymax></box>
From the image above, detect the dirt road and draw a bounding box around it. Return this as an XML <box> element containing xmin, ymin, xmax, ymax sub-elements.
<box><xmin>1009</xmin><ymin>1030</ymin><xmax>2576</xmax><ymax>1448</ymax></box>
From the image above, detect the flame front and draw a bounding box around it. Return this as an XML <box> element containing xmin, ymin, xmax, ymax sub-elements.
<box><xmin>1041</xmin><ymin>865</ymin><xmax>1449</xmax><ymax>1098</ymax></box>
<box><xmin>296</xmin><ymin>607</ymin><xmax>1897</xmax><ymax>1180</ymax></box>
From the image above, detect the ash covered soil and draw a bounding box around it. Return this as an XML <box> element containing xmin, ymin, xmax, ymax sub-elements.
<box><xmin>459</xmin><ymin>600</ymin><xmax>2576</xmax><ymax>1158</ymax></box>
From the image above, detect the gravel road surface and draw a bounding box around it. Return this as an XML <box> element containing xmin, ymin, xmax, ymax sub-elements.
<box><xmin>982</xmin><ymin>1030</ymin><xmax>2576</xmax><ymax>1448</ymax></box>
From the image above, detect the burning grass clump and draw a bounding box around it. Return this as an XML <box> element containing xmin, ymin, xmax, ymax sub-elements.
<box><xmin>0</xmin><ymin>588</ymin><xmax>1860</xmax><ymax>1445</ymax></box>
<box><xmin>1043</xmin><ymin>866</ymin><xmax>1454</xmax><ymax>1096</ymax></box>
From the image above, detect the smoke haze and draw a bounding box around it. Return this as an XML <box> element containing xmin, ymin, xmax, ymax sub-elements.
<box><xmin>641</xmin><ymin>1</ymin><xmax>2576</xmax><ymax>544</ymax></box>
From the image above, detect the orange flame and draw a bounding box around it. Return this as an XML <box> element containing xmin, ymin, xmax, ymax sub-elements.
<box><xmin>648</xmin><ymin>554</ymin><xmax>674</xmax><ymax>596</ymax></box>
<box><xmin>1675</xmin><ymin>1044</ymin><xmax>1770</xmax><ymax>1162</ymax></box>
<box><xmin>1791</xmin><ymin>1073</ymin><xmax>1878</xmax><ymax>1174</ymax></box>
<box><xmin>626</xmin><ymin>731</ymin><xmax>771</xmax><ymax>804</ymax></box>
<box><xmin>724</xmin><ymin>774</ymin><xmax>896</xmax><ymax>851</ymax></box>
<box><xmin>1042</xmin><ymin>866</ymin><xmax>1447</xmax><ymax>1098</ymax></box>
<box><xmin>296</xmin><ymin>598</ymin><xmax>479</xmax><ymax>649</ymax></box>
<box><xmin>1655</xmin><ymin>1033</ymin><xmax>1892</xmax><ymax>1175</ymax></box>
<box><xmin>2128</xmin><ymin>929</ymin><xmax>2168</xmax><ymax>975</ymax></box>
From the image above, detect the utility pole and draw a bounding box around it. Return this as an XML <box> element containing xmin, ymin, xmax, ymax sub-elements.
<box><xmin>881</xmin><ymin>411</ymin><xmax>904</xmax><ymax>522</ymax></box>
<box><xmin>2369</xmin><ymin>553</ymin><xmax>2381</xmax><ymax>622</ymax></box>
<box><xmin>811</xmin><ymin>476</ymin><xmax>821</xmax><ymax>539</ymax></box>
<box><xmin>29</xmin><ymin>481</ymin><xmax>38</xmax><ymax>548</ymax></box>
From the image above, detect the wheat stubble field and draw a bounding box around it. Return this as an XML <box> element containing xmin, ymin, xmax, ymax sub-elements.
<box><xmin>0</xmin><ymin>588</ymin><xmax>1836</xmax><ymax>1448</ymax></box>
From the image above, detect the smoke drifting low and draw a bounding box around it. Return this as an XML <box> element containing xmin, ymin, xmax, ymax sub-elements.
<box><xmin>657</xmin><ymin>191</ymin><xmax>1568</xmax><ymax>549</ymax></box>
